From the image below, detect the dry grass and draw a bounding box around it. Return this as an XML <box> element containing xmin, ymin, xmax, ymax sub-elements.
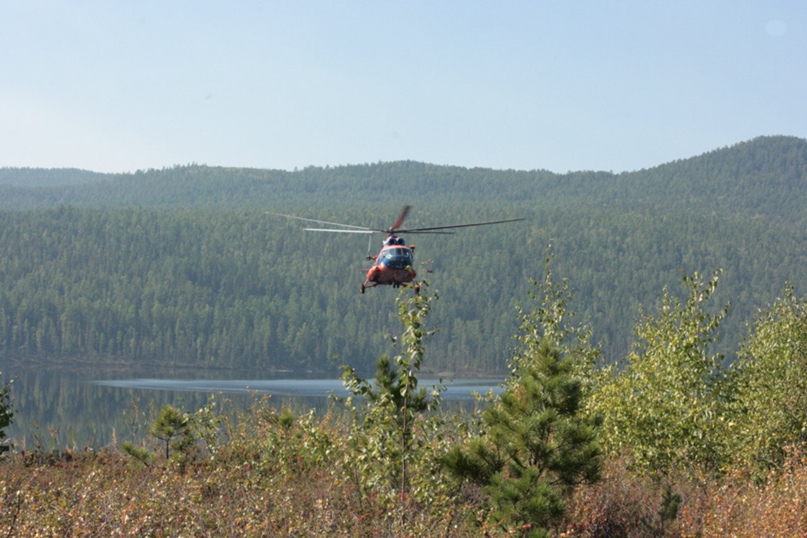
<box><xmin>2</xmin><ymin>404</ymin><xmax>806</xmax><ymax>537</ymax></box>
<box><xmin>560</xmin><ymin>450</ymin><xmax>807</xmax><ymax>538</ymax></box>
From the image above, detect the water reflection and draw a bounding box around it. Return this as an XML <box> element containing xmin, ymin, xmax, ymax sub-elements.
<box><xmin>2</xmin><ymin>363</ymin><xmax>500</xmax><ymax>450</ymax></box>
<box><xmin>94</xmin><ymin>377</ymin><xmax>501</xmax><ymax>400</ymax></box>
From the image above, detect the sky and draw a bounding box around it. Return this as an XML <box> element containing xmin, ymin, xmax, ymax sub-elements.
<box><xmin>1</xmin><ymin>1</ymin><xmax>805</xmax><ymax>174</ymax></box>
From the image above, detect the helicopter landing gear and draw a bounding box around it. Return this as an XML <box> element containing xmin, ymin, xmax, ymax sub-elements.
<box><xmin>360</xmin><ymin>280</ymin><xmax>377</xmax><ymax>293</ymax></box>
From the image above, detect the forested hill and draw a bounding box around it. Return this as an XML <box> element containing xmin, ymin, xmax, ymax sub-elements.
<box><xmin>613</xmin><ymin>135</ymin><xmax>807</xmax><ymax>224</ymax></box>
<box><xmin>2</xmin><ymin>135</ymin><xmax>806</xmax><ymax>225</ymax></box>
<box><xmin>0</xmin><ymin>135</ymin><xmax>805</xmax><ymax>375</ymax></box>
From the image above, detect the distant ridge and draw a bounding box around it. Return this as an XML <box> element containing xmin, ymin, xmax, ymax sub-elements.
<box><xmin>1</xmin><ymin>135</ymin><xmax>805</xmax><ymax>224</ymax></box>
<box><xmin>0</xmin><ymin>167</ymin><xmax>109</xmax><ymax>187</ymax></box>
<box><xmin>601</xmin><ymin>135</ymin><xmax>807</xmax><ymax>224</ymax></box>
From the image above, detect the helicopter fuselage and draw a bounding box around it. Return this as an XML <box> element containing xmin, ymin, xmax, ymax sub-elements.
<box><xmin>361</xmin><ymin>236</ymin><xmax>417</xmax><ymax>293</ymax></box>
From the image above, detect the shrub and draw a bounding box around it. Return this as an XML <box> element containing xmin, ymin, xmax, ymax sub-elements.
<box><xmin>591</xmin><ymin>271</ymin><xmax>732</xmax><ymax>476</ymax></box>
<box><xmin>729</xmin><ymin>285</ymin><xmax>807</xmax><ymax>474</ymax></box>
<box><xmin>0</xmin><ymin>374</ymin><xmax>12</xmax><ymax>454</ymax></box>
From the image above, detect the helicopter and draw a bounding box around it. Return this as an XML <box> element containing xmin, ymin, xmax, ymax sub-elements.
<box><xmin>268</xmin><ymin>206</ymin><xmax>524</xmax><ymax>293</ymax></box>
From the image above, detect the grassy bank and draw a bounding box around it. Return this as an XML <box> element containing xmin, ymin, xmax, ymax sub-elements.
<box><xmin>2</xmin><ymin>397</ymin><xmax>805</xmax><ymax>537</ymax></box>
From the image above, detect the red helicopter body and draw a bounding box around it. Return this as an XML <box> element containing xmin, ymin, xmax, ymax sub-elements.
<box><xmin>361</xmin><ymin>235</ymin><xmax>417</xmax><ymax>292</ymax></box>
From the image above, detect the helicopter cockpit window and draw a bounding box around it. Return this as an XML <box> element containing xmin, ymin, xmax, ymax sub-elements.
<box><xmin>380</xmin><ymin>247</ymin><xmax>413</xmax><ymax>269</ymax></box>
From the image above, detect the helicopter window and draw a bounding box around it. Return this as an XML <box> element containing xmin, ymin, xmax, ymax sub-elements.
<box><xmin>381</xmin><ymin>247</ymin><xmax>413</xmax><ymax>269</ymax></box>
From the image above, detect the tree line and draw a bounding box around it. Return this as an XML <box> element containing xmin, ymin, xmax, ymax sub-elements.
<box><xmin>0</xmin><ymin>203</ymin><xmax>803</xmax><ymax>374</ymax></box>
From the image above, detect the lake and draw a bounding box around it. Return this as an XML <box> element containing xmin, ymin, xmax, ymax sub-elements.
<box><xmin>1</xmin><ymin>363</ymin><xmax>501</xmax><ymax>450</ymax></box>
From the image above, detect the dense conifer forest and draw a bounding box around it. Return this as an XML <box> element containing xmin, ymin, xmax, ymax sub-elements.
<box><xmin>0</xmin><ymin>135</ymin><xmax>805</xmax><ymax>374</ymax></box>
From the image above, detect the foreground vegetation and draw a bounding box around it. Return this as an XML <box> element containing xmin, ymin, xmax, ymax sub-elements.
<box><xmin>2</xmin><ymin>258</ymin><xmax>806</xmax><ymax>536</ymax></box>
<box><xmin>2</xmin><ymin>413</ymin><xmax>806</xmax><ymax>537</ymax></box>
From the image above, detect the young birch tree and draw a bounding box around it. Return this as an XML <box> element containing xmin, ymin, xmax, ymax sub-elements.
<box><xmin>591</xmin><ymin>271</ymin><xmax>731</xmax><ymax>476</ymax></box>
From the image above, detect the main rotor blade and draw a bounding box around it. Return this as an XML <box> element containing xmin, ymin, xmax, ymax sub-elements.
<box><xmin>395</xmin><ymin>217</ymin><xmax>525</xmax><ymax>234</ymax></box>
<box><xmin>269</xmin><ymin>209</ymin><xmax>523</xmax><ymax>236</ymax></box>
<box><xmin>304</xmin><ymin>228</ymin><xmax>374</xmax><ymax>234</ymax></box>
<box><xmin>390</xmin><ymin>205</ymin><xmax>411</xmax><ymax>232</ymax></box>
<box><xmin>265</xmin><ymin>211</ymin><xmax>371</xmax><ymax>231</ymax></box>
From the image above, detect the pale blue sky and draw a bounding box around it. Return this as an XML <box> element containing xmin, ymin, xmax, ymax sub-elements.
<box><xmin>1</xmin><ymin>1</ymin><xmax>805</xmax><ymax>174</ymax></box>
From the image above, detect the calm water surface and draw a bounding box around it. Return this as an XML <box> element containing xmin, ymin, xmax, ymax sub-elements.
<box><xmin>2</xmin><ymin>363</ymin><xmax>501</xmax><ymax>450</ymax></box>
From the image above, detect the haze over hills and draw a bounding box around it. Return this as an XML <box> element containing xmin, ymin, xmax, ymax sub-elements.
<box><xmin>0</xmin><ymin>135</ymin><xmax>805</xmax><ymax>374</ymax></box>
<box><xmin>1</xmin><ymin>135</ymin><xmax>805</xmax><ymax>223</ymax></box>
